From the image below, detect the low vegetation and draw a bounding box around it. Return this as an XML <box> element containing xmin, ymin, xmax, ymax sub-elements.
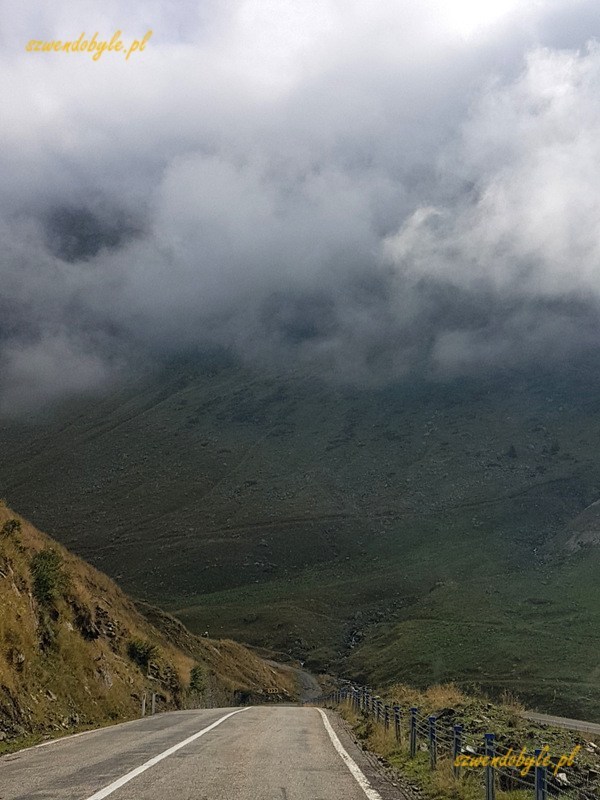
<box><xmin>0</xmin><ymin>504</ymin><xmax>298</xmax><ymax>753</ymax></box>
<box><xmin>126</xmin><ymin>638</ymin><xmax>159</xmax><ymax>669</ymax></box>
<box><xmin>31</xmin><ymin>548</ymin><xmax>67</xmax><ymax>605</ymax></box>
<box><xmin>333</xmin><ymin>683</ymin><xmax>600</xmax><ymax>800</ymax></box>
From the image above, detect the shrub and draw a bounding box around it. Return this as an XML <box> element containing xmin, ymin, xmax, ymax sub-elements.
<box><xmin>31</xmin><ymin>549</ymin><xmax>66</xmax><ymax>605</ymax></box>
<box><xmin>190</xmin><ymin>664</ymin><xmax>206</xmax><ymax>693</ymax></box>
<box><xmin>1</xmin><ymin>519</ymin><xmax>21</xmax><ymax>538</ymax></box>
<box><xmin>160</xmin><ymin>660</ymin><xmax>183</xmax><ymax>699</ymax></box>
<box><xmin>127</xmin><ymin>638</ymin><xmax>159</xmax><ymax>669</ymax></box>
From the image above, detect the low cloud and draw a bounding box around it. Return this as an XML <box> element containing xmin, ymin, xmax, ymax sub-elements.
<box><xmin>2</xmin><ymin>1</ymin><xmax>600</xmax><ymax>411</ymax></box>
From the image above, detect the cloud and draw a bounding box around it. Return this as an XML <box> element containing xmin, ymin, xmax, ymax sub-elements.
<box><xmin>384</xmin><ymin>41</ymin><xmax>600</xmax><ymax>371</ymax></box>
<box><xmin>1</xmin><ymin>0</ymin><xmax>600</xmax><ymax>410</ymax></box>
<box><xmin>0</xmin><ymin>333</ymin><xmax>121</xmax><ymax>416</ymax></box>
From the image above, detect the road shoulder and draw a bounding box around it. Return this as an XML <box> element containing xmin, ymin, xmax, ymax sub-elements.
<box><xmin>319</xmin><ymin>708</ymin><xmax>411</xmax><ymax>800</ymax></box>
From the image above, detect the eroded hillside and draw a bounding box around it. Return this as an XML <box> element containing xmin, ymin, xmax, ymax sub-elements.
<box><xmin>0</xmin><ymin>502</ymin><xmax>296</xmax><ymax>748</ymax></box>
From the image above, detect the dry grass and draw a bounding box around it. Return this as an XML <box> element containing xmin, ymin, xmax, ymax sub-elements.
<box><xmin>338</xmin><ymin>696</ymin><xmax>534</xmax><ymax>800</ymax></box>
<box><xmin>424</xmin><ymin>684</ymin><xmax>468</xmax><ymax>709</ymax></box>
<box><xmin>429</xmin><ymin>758</ymin><xmax>483</xmax><ymax>800</ymax></box>
<box><xmin>367</xmin><ymin>722</ymin><xmax>399</xmax><ymax>758</ymax></box>
<box><xmin>386</xmin><ymin>682</ymin><xmax>468</xmax><ymax>712</ymax></box>
<box><xmin>499</xmin><ymin>690</ymin><xmax>526</xmax><ymax>714</ymax></box>
<box><xmin>0</xmin><ymin>504</ymin><xmax>192</xmax><ymax>741</ymax></box>
<box><xmin>136</xmin><ymin>603</ymin><xmax>297</xmax><ymax>699</ymax></box>
<box><xmin>0</xmin><ymin>504</ymin><xmax>299</xmax><ymax>747</ymax></box>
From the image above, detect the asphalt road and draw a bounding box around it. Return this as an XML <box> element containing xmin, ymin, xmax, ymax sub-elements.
<box><xmin>522</xmin><ymin>710</ymin><xmax>600</xmax><ymax>735</ymax></box>
<box><xmin>0</xmin><ymin>706</ymin><xmax>405</xmax><ymax>800</ymax></box>
<box><xmin>264</xmin><ymin>660</ymin><xmax>323</xmax><ymax>703</ymax></box>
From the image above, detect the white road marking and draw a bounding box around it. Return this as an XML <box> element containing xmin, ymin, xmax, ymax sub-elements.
<box><xmin>2</xmin><ymin>710</ymin><xmax>185</xmax><ymax>758</ymax></box>
<box><xmin>1</xmin><ymin>727</ymin><xmax>102</xmax><ymax>758</ymax></box>
<box><xmin>317</xmin><ymin>708</ymin><xmax>384</xmax><ymax>800</ymax></box>
<box><xmin>32</xmin><ymin>729</ymin><xmax>100</xmax><ymax>748</ymax></box>
<box><xmin>84</xmin><ymin>707</ymin><xmax>250</xmax><ymax>800</ymax></box>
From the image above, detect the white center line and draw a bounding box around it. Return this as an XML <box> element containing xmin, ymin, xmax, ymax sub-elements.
<box><xmin>84</xmin><ymin>707</ymin><xmax>250</xmax><ymax>800</ymax></box>
<box><xmin>317</xmin><ymin>708</ymin><xmax>384</xmax><ymax>800</ymax></box>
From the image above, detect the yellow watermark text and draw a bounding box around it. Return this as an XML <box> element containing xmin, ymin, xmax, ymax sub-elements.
<box><xmin>25</xmin><ymin>31</ymin><xmax>152</xmax><ymax>61</ymax></box>
<box><xmin>454</xmin><ymin>745</ymin><xmax>580</xmax><ymax>777</ymax></box>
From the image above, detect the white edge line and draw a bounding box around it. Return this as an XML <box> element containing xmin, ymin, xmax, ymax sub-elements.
<box><xmin>2</xmin><ymin>728</ymin><xmax>102</xmax><ymax>758</ymax></box>
<box><xmin>317</xmin><ymin>708</ymin><xmax>383</xmax><ymax>800</ymax></box>
<box><xmin>1</xmin><ymin>709</ymin><xmax>184</xmax><ymax>758</ymax></box>
<box><xmin>84</xmin><ymin>707</ymin><xmax>250</xmax><ymax>800</ymax></box>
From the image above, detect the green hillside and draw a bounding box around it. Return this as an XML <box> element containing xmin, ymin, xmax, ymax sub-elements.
<box><xmin>2</xmin><ymin>352</ymin><xmax>600</xmax><ymax>717</ymax></box>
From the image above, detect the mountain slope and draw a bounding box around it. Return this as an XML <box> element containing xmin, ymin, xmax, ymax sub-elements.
<box><xmin>0</xmin><ymin>502</ymin><xmax>296</xmax><ymax>749</ymax></box>
<box><xmin>2</xmin><ymin>353</ymin><xmax>600</xmax><ymax>717</ymax></box>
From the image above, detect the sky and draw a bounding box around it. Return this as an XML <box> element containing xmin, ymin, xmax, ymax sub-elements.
<box><xmin>2</xmin><ymin>0</ymin><xmax>600</xmax><ymax>412</ymax></box>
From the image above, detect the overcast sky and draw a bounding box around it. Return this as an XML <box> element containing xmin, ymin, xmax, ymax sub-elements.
<box><xmin>2</xmin><ymin>0</ymin><xmax>600</xmax><ymax>412</ymax></box>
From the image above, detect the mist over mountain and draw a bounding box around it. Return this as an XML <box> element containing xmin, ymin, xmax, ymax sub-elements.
<box><xmin>3</xmin><ymin>1</ymin><xmax>600</xmax><ymax>412</ymax></box>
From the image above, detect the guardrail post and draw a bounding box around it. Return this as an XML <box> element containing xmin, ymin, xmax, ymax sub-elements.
<box><xmin>375</xmin><ymin>699</ymin><xmax>381</xmax><ymax>724</ymax></box>
<box><xmin>410</xmin><ymin>708</ymin><xmax>418</xmax><ymax>758</ymax></box>
<box><xmin>151</xmin><ymin>693</ymin><xmax>156</xmax><ymax>715</ymax></box>
<box><xmin>453</xmin><ymin>724</ymin><xmax>463</xmax><ymax>778</ymax></box>
<box><xmin>484</xmin><ymin>733</ymin><xmax>496</xmax><ymax>800</ymax></box>
<box><xmin>429</xmin><ymin>716</ymin><xmax>437</xmax><ymax>770</ymax></box>
<box><xmin>384</xmin><ymin>705</ymin><xmax>390</xmax><ymax>732</ymax></box>
<box><xmin>141</xmin><ymin>693</ymin><xmax>146</xmax><ymax>717</ymax></box>
<box><xmin>535</xmin><ymin>748</ymin><xmax>547</xmax><ymax>800</ymax></box>
<box><xmin>394</xmin><ymin>705</ymin><xmax>401</xmax><ymax>744</ymax></box>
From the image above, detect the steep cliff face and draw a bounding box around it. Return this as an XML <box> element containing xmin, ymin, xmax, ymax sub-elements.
<box><xmin>0</xmin><ymin>503</ymin><xmax>295</xmax><ymax>747</ymax></box>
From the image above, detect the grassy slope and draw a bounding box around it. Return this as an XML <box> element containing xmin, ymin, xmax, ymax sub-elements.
<box><xmin>2</xmin><ymin>353</ymin><xmax>600</xmax><ymax>717</ymax></box>
<box><xmin>335</xmin><ymin>684</ymin><xmax>600</xmax><ymax>800</ymax></box>
<box><xmin>0</xmin><ymin>502</ymin><xmax>296</xmax><ymax>750</ymax></box>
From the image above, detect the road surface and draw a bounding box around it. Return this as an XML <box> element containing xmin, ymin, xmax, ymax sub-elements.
<box><xmin>264</xmin><ymin>660</ymin><xmax>323</xmax><ymax>703</ymax></box>
<box><xmin>522</xmin><ymin>710</ymin><xmax>600</xmax><ymax>735</ymax></box>
<box><xmin>0</xmin><ymin>706</ymin><xmax>404</xmax><ymax>800</ymax></box>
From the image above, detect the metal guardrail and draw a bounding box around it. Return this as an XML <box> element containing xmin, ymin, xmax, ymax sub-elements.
<box><xmin>315</xmin><ymin>686</ymin><xmax>599</xmax><ymax>800</ymax></box>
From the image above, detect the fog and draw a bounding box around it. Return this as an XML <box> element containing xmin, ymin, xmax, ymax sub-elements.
<box><xmin>2</xmin><ymin>0</ymin><xmax>600</xmax><ymax>411</ymax></box>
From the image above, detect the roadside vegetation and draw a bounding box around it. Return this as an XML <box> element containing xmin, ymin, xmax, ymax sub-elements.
<box><xmin>333</xmin><ymin>683</ymin><xmax>600</xmax><ymax>800</ymax></box>
<box><xmin>0</xmin><ymin>503</ymin><xmax>297</xmax><ymax>754</ymax></box>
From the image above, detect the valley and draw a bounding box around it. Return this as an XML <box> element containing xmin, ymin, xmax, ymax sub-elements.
<box><xmin>2</xmin><ymin>352</ymin><xmax>600</xmax><ymax>717</ymax></box>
